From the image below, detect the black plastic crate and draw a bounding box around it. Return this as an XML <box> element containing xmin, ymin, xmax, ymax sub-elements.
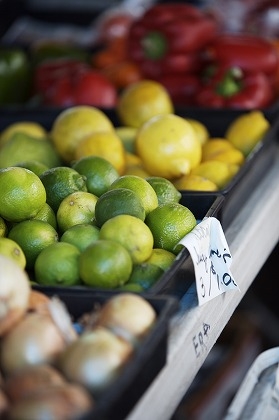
<box><xmin>31</xmin><ymin>290</ymin><xmax>179</xmax><ymax>420</ymax></box>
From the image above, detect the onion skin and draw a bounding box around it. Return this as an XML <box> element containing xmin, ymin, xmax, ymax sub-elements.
<box><xmin>8</xmin><ymin>383</ymin><xmax>94</xmax><ymax>420</ymax></box>
<box><xmin>0</xmin><ymin>255</ymin><xmax>30</xmax><ymax>336</ymax></box>
<box><xmin>0</xmin><ymin>388</ymin><xmax>9</xmax><ymax>417</ymax></box>
<box><xmin>96</xmin><ymin>293</ymin><xmax>157</xmax><ymax>341</ymax></box>
<box><xmin>58</xmin><ymin>327</ymin><xmax>133</xmax><ymax>395</ymax></box>
<box><xmin>4</xmin><ymin>364</ymin><xmax>66</xmax><ymax>402</ymax></box>
<box><xmin>0</xmin><ymin>312</ymin><xmax>69</xmax><ymax>376</ymax></box>
<box><xmin>27</xmin><ymin>290</ymin><xmax>50</xmax><ymax>314</ymax></box>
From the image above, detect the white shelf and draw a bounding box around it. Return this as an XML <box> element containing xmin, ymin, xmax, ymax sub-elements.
<box><xmin>127</xmin><ymin>147</ymin><xmax>279</xmax><ymax>420</ymax></box>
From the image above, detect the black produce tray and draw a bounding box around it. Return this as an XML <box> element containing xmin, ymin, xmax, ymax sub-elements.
<box><xmin>32</xmin><ymin>290</ymin><xmax>179</xmax><ymax>420</ymax></box>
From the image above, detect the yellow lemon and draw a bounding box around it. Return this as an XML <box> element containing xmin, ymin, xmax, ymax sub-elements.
<box><xmin>117</xmin><ymin>80</ymin><xmax>174</xmax><ymax>128</ymax></box>
<box><xmin>191</xmin><ymin>161</ymin><xmax>233</xmax><ymax>190</ymax></box>
<box><xmin>79</xmin><ymin>239</ymin><xmax>133</xmax><ymax>288</ymax></box>
<box><xmin>124</xmin><ymin>164</ymin><xmax>151</xmax><ymax>178</ymax></box>
<box><xmin>51</xmin><ymin>106</ymin><xmax>114</xmax><ymax>163</ymax></box>
<box><xmin>109</xmin><ymin>174</ymin><xmax>158</xmax><ymax>215</ymax></box>
<box><xmin>173</xmin><ymin>174</ymin><xmax>218</xmax><ymax>191</ymax></box>
<box><xmin>225</xmin><ymin>111</ymin><xmax>270</xmax><ymax>156</ymax></box>
<box><xmin>34</xmin><ymin>242</ymin><xmax>81</xmax><ymax>286</ymax></box>
<box><xmin>115</xmin><ymin>126</ymin><xmax>138</xmax><ymax>153</ymax></box>
<box><xmin>0</xmin><ymin>121</ymin><xmax>47</xmax><ymax>148</ymax></box>
<box><xmin>99</xmin><ymin>214</ymin><xmax>154</xmax><ymax>264</ymax></box>
<box><xmin>202</xmin><ymin>138</ymin><xmax>245</xmax><ymax>165</ymax></box>
<box><xmin>74</xmin><ymin>130</ymin><xmax>126</xmax><ymax>175</ymax></box>
<box><xmin>0</xmin><ymin>167</ymin><xmax>46</xmax><ymax>222</ymax></box>
<box><xmin>136</xmin><ymin>114</ymin><xmax>202</xmax><ymax>179</ymax></box>
<box><xmin>185</xmin><ymin>118</ymin><xmax>210</xmax><ymax>145</ymax></box>
<box><xmin>145</xmin><ymin>202</ymin><xmax>197</xmax><ymax>254</ymax></box>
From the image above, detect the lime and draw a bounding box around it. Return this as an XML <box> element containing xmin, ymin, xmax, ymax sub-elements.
<box><xmin>0</xmin><ymin>237</ymin><xmax>26</xmax><ymax>268</ymax></box>
<box><xmin>34</xmin><ymin>242</ymin><xmax>81</xmax><ymax>286</ymax></box>
<box><xmin>60</xmin><ymin>224</ymin><xmax>100</xmax><ymax>252</ymax></box>
<box><xmin>16</xmin><ymin>160</ymin><xmax>50</xmax><ymax>176</ymax></box>
<box><xmin>8</xmin><ymin>219</ymin><xmax>58</xmax><ymax>270</ymax></box>
<box><xmin>79</xmin><ymin>239</ymin><xmax>133</xmax><ymax>288</ymax></box>
<box><xmin>117</xmin><ymin>80</ymin><xmax>174</xmax><ymax>128</ymax></box>
<box><xmin>0</xmin><ymin>167</ymin><xmax>46</xmax><ymax>222</ymax></box>
<box><xmin>32</xmin><ymin>202</ymin><xmax>57</xmax><ymax>230</ymax></box>
<box><xmin>40</xmin><ymin>166</ymin><xmax>87</xmax><ymax>212</ymax></box>
<box><xmin>115</xmin><ymin>126</ymin><xmax>137</xmax><ymax>153</ymax></box>
<box><xmin>56</xmin><ymin>191</ymin><xmax>98</xmax><ymax>233</ymax></box>
<box><xmin>145</xmin><ymin>202</ymin><xmax>197</xmax><ymax>254</ymax></box>
<box><xmin>0</xmin><ymin>132</ymin><xmax>61</xmax><ymax>169</ymax></box>
<box><xmin>51</xmin><ymin>105</ymin><xmax>114</xmax><ymax>163</ymax></box>
<box><xmin>99</xmin><ymin>214</ymin><xmax>154</xmax><ymax>264</ymax></box>
<box><xmin>146</xmin><ymin>176</ymin><xmax>182</xmax><ymax>206</ymax></box>
<box><xmin>0</xmin><ymin>217</ymin><xmax>7</xmax><ymax>237</ymax></box>
<box><xmin>109</xmin><ymin>174</ymin><xmax>158</xmax><ymax>215</ymax></box>
<box><xmin>145</xmin><ymin>248</ymin><xmax>176</xmax><ymax>271</ymax></box>
<box><xmin>127</xmin><ymin>262</ymin><xmax>164</xmax><ymax>290</ymax></box>
<box><xmin>94</xmin><ymin>188</ymin><xmax>145</xmax><ymax>227</ymax></box>
<box><xmin>72</xmin><ymin>155</ymin><xmax>119</xmax><ymax>197</ymax></box>
<box><xmin>0</xmin><ymin>121</ymin><xmax>47</xmax><ymax>147</ymax></box>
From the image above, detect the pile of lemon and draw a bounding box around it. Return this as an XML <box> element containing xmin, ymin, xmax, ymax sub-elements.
<box><xmin>0</xmin><ymin>80</ymin><xmax>270</xmax><ymax>289</ymax></box>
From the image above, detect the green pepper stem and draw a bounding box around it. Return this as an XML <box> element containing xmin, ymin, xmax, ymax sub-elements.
<box><xmin>142</xmin><ymin>31</ymin><xmax>168</xmax><ymax>60</ymax></box>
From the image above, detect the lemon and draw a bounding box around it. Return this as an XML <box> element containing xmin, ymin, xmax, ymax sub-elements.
<box><xmin>60</xmin><ymin>224</ymin><xmax>100</xmax><ymax>252</ymax></box>
<box><xmin>72</xmin><ymin>155</ymin><xmax>119</xmax><ymax>197</ymax></box>
<box><xmin>73</xmin><ymin>129</ymin><xmax>126</xmax><ymax>175</ymax></box>
<box><xmin>0</xmin><ymin>237</ymin><xmax>26</xmax><ymax>268</ymax></box>
<box><xmin>8</xmin><ymin>220</ymin><xmax>58</xmax><ymax>270</ymax></box>
<box><xmin>79</xmin><ymin>239</ymin><xmax>133</xmax><ymax>288</ymax></box>
<box><xmin>191</xmin><ymin>161</ymin><xmax>233</xmax><ymax>190</ymax></box>
<box><xmin>202</xmin><ymin>138</ymin><xmax>245</xmax><ymax>165</ymax></box>
<box><xmin>0</xmin><ymin>167</ymin><xmax>46</xmax><ymax>222</ymax></box>
<box><xmin>225</xmin><ymin>111</ymin><xmax>270</xmax><ymax>156</ymax></box>
<box><xmin>94</xmin><ymin>188</ymin><xmax>145</xmax><ymax>227</ymax></box>
<box><xmin>117</xmin><ymin>80</ymin><xmax>174</xmax><ymax>128</ymax></box>
<box><xmin>99</xmin><ymin>214</ymin><xmax>154</xmax><ymax>264</ymax></box>
<box><xmin>173</xmin><ymin>174</ymin><xmax>218</xmax><ymax>191</ymax></box>
<box><xmin>16</xmin><ymin>160</ymin><xmax>50</xmax><ymax>176</ymax></box>
<box><xmin>146</xmin><ymin>176</ymin><xmax>182</xmax><ymax>206</ymax></box>
<box><xmin>51</xmin><ymin>105</ymin><xmax>114</xmax><ymax>163</ymax></box>
<box><xmin>115</xmin><ymin>126</ymin><xmax>137</xmax><ymax>153</ymax></box>
<box><xmin>145</xmin><ymin>202</ymin><xmax>197</xmax><ymax>254</ymax></box>
<box><xmin>136</xmin><ymin>114</ymin><xmax>202</xmax><ymax>179</ymax></box>
<box><xmin>40</xmin><ymin>166</ymin><xmax>87</xmax><ymax>212</ymax></box>
<box><xmin>56</xmin><ymin>191</ymin><xmax>98</xmax><ymax>233</ymax></box>
<box><xmin>145</xmin><ymin>248</ymin><xmax>176</xmax><ymax>271</ymax></box>
<box><xmin>124</xmin><ymin>164</ymin><xmax>151</xmax><ymax>178</ymax></box>
<box><xmin>0</xmin><ymin>121</ymin><xmax>47</xmax><ymax>148</ymax></box>
<box><xmin>185</xmin><ymin>118</ymin><xmax>210</xmax><ymax>145</ymax></box>
<box><xmin>0</xmin><ymin>217</ymin><xmax>7</xmax><ymax>237</ymax></box>
<box><xmin>32</xmin><ymin>202</ymin><xmax>57</xmax><ymax>230</ymax></box>
<box><xmin>109</xmin><ymin>175</ymin><xmax>158</xmax><ymax>215</ymax></box>
<box><xmin>125</xmin><ymin>152</ymin><xmax>142</xmax><ymax>167</ymax></box>
<box><xmin>127</xmin><ymin>262</ymin><xmax>164</xmax><ymax>290</ymax></box>
<box><xmin>34</xmin><ymin>242</ymin><xmax>81</xmax><ymax>286</ymax></box>
<box><xmin>0</xmin><ymin>132</ymin><xmax>61</xmax><ymax>169</ymax></box>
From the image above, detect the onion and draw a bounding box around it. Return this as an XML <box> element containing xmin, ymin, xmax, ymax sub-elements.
<box><xmin>57</xmin><ymin>327</ymin><xmax>133</xmax><ymax>395</ymax></box>
<box><xmin>8</xmin><ymin>383</ymin><xmax>94</xmax><ymax>420</ymax></box>
<box><xmin>0</xmin><ymin>388</ymin><xmax>9</xmax><ymax>417</ymax></box>
<box><xmin>0</xmin><ymin>255</ymin><xmax>30</xmax><ymax>336</ymax></box>
<box><xmin>28</xmin><ymin>289</ymin><xmax>51</xmax><ymax>314</ymax></box>
<box><xmin>0</xmin><ymin>298</ymin><xmax>77</xmax><ymax>376</ymax></box>
<box><xmin>96</xmin><ymin>293</ymin><xmax>157</xmax><ymax>344</ymax></box>
<box><xmin>4</xmin><ymin>364</ymin><xmax>66</xmax><ymax>402</ymax></box>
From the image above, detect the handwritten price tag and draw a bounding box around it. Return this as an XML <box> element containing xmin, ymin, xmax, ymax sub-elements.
<box><xmin>178</xmin><ymin>217</ymin><xmax>239</xmax><ymax>305</ymax></box>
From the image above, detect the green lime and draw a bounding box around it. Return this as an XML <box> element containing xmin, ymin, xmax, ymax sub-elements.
<box><xmin>32</xmin><ymin>202</ymin><xmax>57</xmax><ymax>230</ymax></box>
<box><xmin>145</xmin><ymin>248</ymin><xmax>176</xmax><ymax>271</ymax></box>
<box><xmin>0</xmin><ymin>217</ymin><xmax>8</xmax><ymax>237</ymax></box>
<box><xmin>94</xmin><ymin>188</ymin><xmax>145</xmax><ymax>227</ymax></box>
<box><xmin>0</xmin><ymin>237</ymin><xmax>26</xmax><ymax>268</ymax></box>
<box><xmin>16</xmin><ymin>160</ymin><xmax>50</xmax><ymax>176</ymax></box>
<box><xmin>127</xmin><ymin>262</ymin><xmax>164</xmax><ymax>290</ymax></box>
<box><xmin>40</xmin><ymin>166</ymin><xmax>87</xmax><ymax>212</ymax></box>
<box><xmin>34</xmin><ymin>242</ymin><xmax>81</xmax><ymax>286</ymax></box>
<box><xmin>146</xmin><ymin>176</ymin><xmax>182</xmax><ymax>206</ymax></box>
<box><xmin>72</xmin><ymin>155</ymin><xmax>119</xmax><ymax>197</ymax></box>
<box><xmin>8</xmin><ymin>219</ymin><xmax>58</xmax><ymax>270</ymax></box>
<box><xmin>60</xmin><ymin>224</ymin><xmax>100</xmax><ymax>252</ymax></box>
<box><xmin>79</xmin><ymin>239</ymin><xmax>133</xmax><ymax>288</ymax></box>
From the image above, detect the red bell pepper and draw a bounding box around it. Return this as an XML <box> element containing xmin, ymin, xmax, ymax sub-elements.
<box><xmin>195</xmin><ymin>67</ymin><xmax>274</xmax><ymax>109</ymax></box>
<box><xmin>127</xmin><ymin>3</ymin><xmax>218</xmax><ymax>78</ymax></box>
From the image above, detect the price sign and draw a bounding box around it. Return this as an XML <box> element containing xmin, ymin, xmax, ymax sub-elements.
<box><xmin>177</xmin><ymin>217</ymin><xmax>239</xmax><ymax>305</ymax></box>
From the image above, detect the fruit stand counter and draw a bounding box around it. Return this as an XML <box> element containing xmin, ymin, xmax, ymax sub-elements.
<box><xmin>126</xmin><ymin>145</ymin><xmax>279</xmax><ymax>420</ymax></box>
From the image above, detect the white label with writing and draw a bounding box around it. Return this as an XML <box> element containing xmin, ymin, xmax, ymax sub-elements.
<box><xmin>177</xmin><ymin>217</ymin><xmax>239</xmax><ymax>306</ymax></box>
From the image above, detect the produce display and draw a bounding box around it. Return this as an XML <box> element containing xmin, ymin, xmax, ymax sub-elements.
<box><xmin>0</xmin><ymin>254</ymin><xmax>175</xmax><ymax>419</ymax></box>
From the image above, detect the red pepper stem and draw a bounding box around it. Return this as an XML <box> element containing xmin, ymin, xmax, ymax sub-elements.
<box><xmin>216</xmin><ymin>67</ymin><xmax>243</xmax><ymax>97</ymax></box>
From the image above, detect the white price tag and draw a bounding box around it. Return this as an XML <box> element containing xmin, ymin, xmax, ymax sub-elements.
<box><xmin>177</xmin><ymin>217</ymin><xmax>239</xmax><ymax>306</ymax></box>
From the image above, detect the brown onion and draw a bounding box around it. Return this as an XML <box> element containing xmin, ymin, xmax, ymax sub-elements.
<box><xmin>8</xmin><ymin>383</ymin><xmax>94</xmax><ymax>420</ymax></box>
<box><xmin>58</xmin><ymin>327</ymin><xmax>133</xmax><ymax>395</ymax></box>
<box><xmin>0</xmin><ymin>255</ymin><xmax>30</xmax><ymax>336</ymax></box>
<box><xmin>96</xmin><ymin>293</ymin><xmax>156</xmax><ymax>343</ymax></box>
<box><xmin>4</xmin><ymin>364</ymin><xmax>66</xmax><ymax>402</ymax></box>
<box><xmin>27</xmin><ymin>289</ymin><xmax>51</xmax><ymax>314</ymax></box>
<box><xmin>0</xmin><ymin>388</ymin><xmax>9</xmax><ymax>417</ymax></box>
